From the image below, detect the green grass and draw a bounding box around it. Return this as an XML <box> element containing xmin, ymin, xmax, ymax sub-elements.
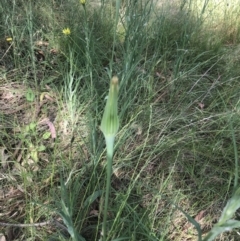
<box><xmin>1</xmin><ymin>0</ymin><xmax>240</xmax><ymax>240</ymax></box>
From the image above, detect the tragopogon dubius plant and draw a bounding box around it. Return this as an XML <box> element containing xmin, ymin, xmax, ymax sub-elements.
<box><xmin>100</xmin><ymin>76</ymin><xmax>119</xmax><ymax>241</ymax></box>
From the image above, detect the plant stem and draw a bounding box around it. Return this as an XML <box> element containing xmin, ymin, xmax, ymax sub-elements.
<box><xmin>103</xmin><ymin>137</ymin><xmax>114</xmax><ymax>241</ymax></box>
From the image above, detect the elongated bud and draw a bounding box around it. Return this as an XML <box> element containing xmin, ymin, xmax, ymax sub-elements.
<box><xmin>100</xmin><ymin>76</ymin><xmax>119</xmax><ymax>139</ymax></box>
<box><xmin>80</xmin><ymin>0</ymin><xmax>86</xmax><ymax>5</ymax></box>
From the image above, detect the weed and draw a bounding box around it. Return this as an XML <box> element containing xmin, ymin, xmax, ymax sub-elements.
<box><xmin>1</xmin><ymin>0</ymin><xmax>240</xmax><ymax>240</ymax></box>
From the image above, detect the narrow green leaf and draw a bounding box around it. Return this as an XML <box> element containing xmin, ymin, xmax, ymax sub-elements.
<box><xmin>218</xmin><ymin>187</ymin><xmax>240</xmax><ymax>224</ymax></box>
<box><xmin>203</xmin><ymin>220</ymin><xmax>240</xmax><ymax>241</ymax></box>
<box><xmin>83</xmin><ymin>190</ymin><xmax>103</xmax><ymax>208</ymax></box>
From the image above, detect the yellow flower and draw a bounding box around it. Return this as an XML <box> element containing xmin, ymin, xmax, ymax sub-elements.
<box><xmin>62</xmin><ymin>28</ymin><xmax>71</xmax><ymax>35</ymax></box>
<box><xmin>80</xmin><ymin>0</ymin><xmax>86</xmax><ymax>5</ymax></box>
<box><xmin>6</xmin><ymin>37</ymin><xmax>13</xmax><ymax>42</ymax></box>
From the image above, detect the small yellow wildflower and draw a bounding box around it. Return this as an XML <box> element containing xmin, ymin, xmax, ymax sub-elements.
<box><xmin>6</xmin><ymin>37</ymin><xmax>13</xmax><ymax>42</ymax></box>
<box><xmin>62</xmin><ymin>28</ymin><xmax>71</xmax><ymax>35</ymax></box>
<box><xmin>80</xmin><ymin>0</ymin><xmax>86</xmax><ymax>5</ymax></box>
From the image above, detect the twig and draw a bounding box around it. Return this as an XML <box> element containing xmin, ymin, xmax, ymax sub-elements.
<box><xmin>0</xmin><ymin>220</ymin><xmax>51</xmax><ymax>227</ymax></box>
<box><xmin>0</xmin><ymin>219</ymin><xmax>67</xmax><ymax>232</ymax></box>
<box><xmin>0</xmin><ymin>42</ymin><xmax>13</xmax><ymax>61</ymax></box>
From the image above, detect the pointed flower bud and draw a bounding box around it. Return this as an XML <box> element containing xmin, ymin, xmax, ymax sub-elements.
<box><xmin>100</xmin><ymin>76</ymin><xmax>119</xmax><ymax>141</ymax></box>
<box><xmin>80</xmin><ymin>0</ymin><xmax>86</xmax><ymax>5</ymax></box>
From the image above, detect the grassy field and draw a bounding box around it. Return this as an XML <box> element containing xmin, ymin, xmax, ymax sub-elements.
<box><xmin>1</xmin><ymin>0</ymin><xmax>240</xmax><ymax>240</ymax></box>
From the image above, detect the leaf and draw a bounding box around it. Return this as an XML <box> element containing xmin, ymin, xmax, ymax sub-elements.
<box><xmin>30</xmin><ymin>150</ymin><xmax>38</xmax><ymax>163</ymax></box>
<box><xmin>28</xmin><ymin>143</ymin><xmax>38</xmax><ymax>162</ymax></box>
<box><xmin>38</xmin><ymin>145</ymin><xmax>46</xmax><ymax>152</ymax></box>
<box><xmin>25</xmin><ymin>123</ymin><xmax>36</xmax><ymax>132</ymax></box>
<box><xmin>173</xmin><ymin>203</ymin><xmax>202</xmax><ymax>241</ymax></box>
<box><xmin>26</xmin><ymin>88</ymin><xmax>35</xmax><ymax>102</ymax></box>
<box><xmin>29</xmin><ymin>122</ymin><xmax>37</xmax><ymax>131</ymax></box>
<box><xmin>218</xmin><ymin>187</ymin><xmax>240</xmax><ymax>224</ymax></box>
<box><xmin>83</xmin><ymin>190</ymin><xmax>103</xmax><ymax>208</ymax></box>
<box><xmin>42</xmin><ymin>132</ymin><xmax>51</xmax><ymax>140</ymax></box>
<box><xmin>112</xmin><ymin>238</ymin><xmax>130</xmax><ymax>241</ymax></box>
<box><xmin>203</xmin><ymin>220</ymin><xmax>240</xmax><ymax>241</ymax></box>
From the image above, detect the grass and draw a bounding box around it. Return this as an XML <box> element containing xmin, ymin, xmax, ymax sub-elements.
<box><xmin>1</xmin><ymin>0</ymin><xmax>240</xmax><ymax>240</ymax></box>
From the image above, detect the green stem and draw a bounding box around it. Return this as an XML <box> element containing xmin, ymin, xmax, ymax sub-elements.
<box><xmin>109</xmin><ymin>0</ymin><xmax>121</xmax><ymax>76</ymax></box>
<box><xmin>103</xmin><ymin>136</ymin><xmax>114</xmax><ymax>241</ymax></box>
